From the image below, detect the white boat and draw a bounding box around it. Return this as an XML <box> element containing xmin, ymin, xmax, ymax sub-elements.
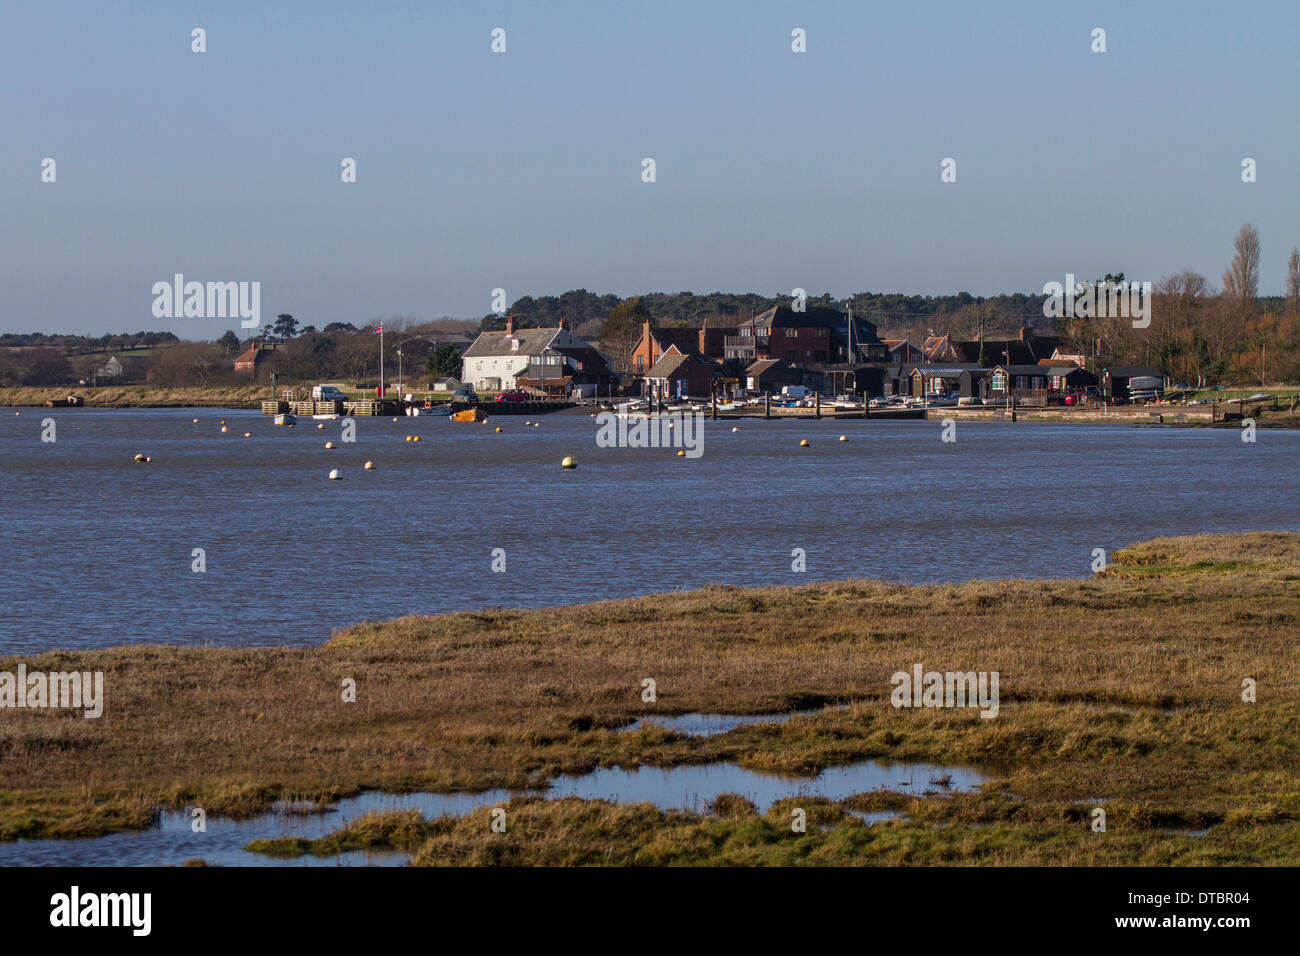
<box><xmin>274</xmin><ymin>413</ymin><xmax>297</xmax><ymax>426</ymax></box>
<box><xmin>311</xmin><ymin>413</ymin><xmax>339</xmax><ymax>421</ymax></box>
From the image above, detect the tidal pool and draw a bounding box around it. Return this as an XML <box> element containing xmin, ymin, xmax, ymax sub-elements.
<box><xmin>0</xmin><ymin>758</ymin><xmax>988</xmax><ymax>867</ymax></box>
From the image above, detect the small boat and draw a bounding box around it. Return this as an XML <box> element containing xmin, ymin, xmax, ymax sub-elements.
<box><xmin>311</xmin><ymin>413</ymin><xmax>339</xmax><ymax>420</ymax></box>
<box><xmin>450</xmin><ymin>407</ymin><xmax>488</xmax><ymax>423</ymax></box>
<box><xmin>274</xmin><ymin>413</ymin><xmax>297</xmax><ymax>426</ymax></box>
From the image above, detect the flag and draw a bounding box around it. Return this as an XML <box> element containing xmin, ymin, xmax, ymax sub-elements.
<box><xmin>374</xmin><ymin>324</ymin><xmax>383</xmax><ymax>334</ymax></box>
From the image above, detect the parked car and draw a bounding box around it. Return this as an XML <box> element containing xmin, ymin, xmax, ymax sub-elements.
<box><xmin>451</xmin><ymin>385</ymin><xmax>479</xmax><ymax>404</ymax></box>
<box><xmin>495</xmin><ymin>389</ymin><xmax>530</xmax><ymax>402</ymax></box>
<box><xmin>311</xmin><ymin>385</ymin><xmax>349</xmax><ymax>402</ymax></box>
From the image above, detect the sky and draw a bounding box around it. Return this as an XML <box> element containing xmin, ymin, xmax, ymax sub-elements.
<box><xmin>2</xmin><ymin>0</ymin><xmax>1297</xmax><ymax>336</ymax></box>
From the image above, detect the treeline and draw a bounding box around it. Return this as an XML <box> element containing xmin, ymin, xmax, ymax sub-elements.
<box><xmin>0</xmin><ymin>331</ymin><xmax>179</xmax><ymax>351</ymax></box>
<box><xmin>6</xmin><ymin>222</ymin><xmax>1299</xmax><ymax>388</ymax></box>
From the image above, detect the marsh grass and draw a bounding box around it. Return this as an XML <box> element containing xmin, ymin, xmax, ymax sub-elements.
<box><xmin>3</xmin><ymin>532</ymin><xmax>1299</xmax><ymax>865</ymax></box>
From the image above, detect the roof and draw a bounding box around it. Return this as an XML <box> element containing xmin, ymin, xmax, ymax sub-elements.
<box><xmin>991</xmin><ymin>364</ymin><xmax>1051</xmax><ymax>375</ymax></box>
<box><xmin>555</xmin><ymin>346</ymin><xmax>613</xmax><ymax>375</ymax></box>
<box><xmin>1105</xmin><ymin>366</ymin><xmax>1162</xmax><ymax>378</ymax></box>
<box><xmin>906</xmin><ymin>363</ymin><xmax>984</xmax><ymax>376</ymax></box>
<box><xmin>234</xmin><ymin>347</ymin><xmax>270</xmax><ymax>364</ymax></box>
<box><xmin>462</xmin><ymin>328</ymin><xmax>559</xmax><ymax>358</ymax></box>
<box><xmin>742</xmin><ymin>306</ymin><xmax>884</xmax><ymax>345</ymax></box>
<box><xmin>926</xmin><ymin>333</ymin><xmax>1062</xmax><ymax>365</ymax></box>
<box><xmin>644</xmin><ymin>326</ymin><xmax>699</xmax><ymax>352</ymax></box>
<box><xmin>647</xmin><ymin>347</ymin><xmax>718</xmax><ymax>380</ymax></box>
<box><xmin>515</xmin><ymin>374</ymin><xmax>572</xmax><ymax>387</ymax></box>
<box><xmin>745</xmin><ymin>359</ymin><xmax>789</xmax><ymax>376</ymax></box>
<box><xmin>646</xmin><ymin>349</ymin><xmax>692</xmax><ymax>379</ymax></box>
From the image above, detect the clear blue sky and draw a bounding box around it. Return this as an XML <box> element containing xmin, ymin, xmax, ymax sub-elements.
<box><xmin>3</xmin><ymin>0</ymin><xmax>1297</xmax><ymax>335</ymax></box>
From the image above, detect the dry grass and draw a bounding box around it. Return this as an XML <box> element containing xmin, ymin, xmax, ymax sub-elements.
<box><xmin>0</xmin><ymin>385</ymin><xmax>265</xmax><ymax>408</ymax></box>
<box><xmin>2</xmin><ymin>531</ymin><xmax>1299</xmax><ymax>864</ymax></box>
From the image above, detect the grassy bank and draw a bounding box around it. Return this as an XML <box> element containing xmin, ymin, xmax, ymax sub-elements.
<box><xmin>0</xmin><ymin>385</ymin><xmax>268</xmax><ymax>408</ymax></box>
<box><xmin>2</xmin><ymin>532</ymin><xmax>1298</xmax><ymax>864</ymax></box>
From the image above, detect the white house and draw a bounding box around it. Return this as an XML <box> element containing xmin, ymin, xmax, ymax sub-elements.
<box><xmin>461</xmin><ymin>316</ymin><xmax>587</xmax><ymax>391</ymax></box>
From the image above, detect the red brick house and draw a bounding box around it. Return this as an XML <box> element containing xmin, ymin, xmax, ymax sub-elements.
<box><xmin>234</xmin><ymin>341</ymin><xmax>276</xmax><ymax>377</ymax></box>
<box><xmin>645</xmin><ymin>345</ymin><xmax>720</xmax><ymax>400</ymax></box>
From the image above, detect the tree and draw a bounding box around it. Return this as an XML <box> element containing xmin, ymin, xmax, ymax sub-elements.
<box><xmin>272</xmin><ymin>313</ymin><xmax>299</xmax><ymax>339</ymax></box>
<box><xmin>601</xmin><ymin>297</ymin><xmax>652</xmax><ymax>371</ymax></box>
<box><xmin>324</xmin><ymin>322</ymin><xmax>356</xmax><ymax>333</ymax></box>
<box><xmin>1222</xmin><ymin>223</ymin><xmax>1261</xmax><ymax>301</ymax></box>
<box><xmin>426</xmin><ymin>345</ymin><xmax>462</xmax><ymax>379</ymax></box>
<box><xmin>1286</xmin><ymin>248</ymin><xmax>1299</xmax><ymax>316</ymax></box>
<box><xmin>217</xmin><ymin>330</ymin><xmax>240</xmax><ymax>355</ymax></box>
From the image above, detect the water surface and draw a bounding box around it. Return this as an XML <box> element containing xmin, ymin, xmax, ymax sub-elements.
<box><xmin>1</xmin><ymin>408</ymin><xmax>1295</xmax><ymax>652</ymax></box>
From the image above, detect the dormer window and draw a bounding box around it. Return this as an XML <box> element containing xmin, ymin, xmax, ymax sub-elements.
<box><xmin>511</xmin><ymin>339</ymin><xmax>520</xmax><ymax>351</ymax></box>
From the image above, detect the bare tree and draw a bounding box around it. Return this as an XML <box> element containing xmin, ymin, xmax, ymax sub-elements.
<box><xmin>1222</xmin><ymin>223</ymin><xmax>1261</xmax><ymax>300</ymax></box>
<box><xmin>1287</xmin><ymin>248</ymin><xmax>1299</xmax><ymax>315</ymax></box>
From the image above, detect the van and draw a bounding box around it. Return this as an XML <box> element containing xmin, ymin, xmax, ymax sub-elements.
<box><xmin>312</xmin><ymin>385</ymin><xmax>349</xmax><ymax>402</ymax></box>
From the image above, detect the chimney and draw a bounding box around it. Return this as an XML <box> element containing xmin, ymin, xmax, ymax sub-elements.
<box><xmin>1020</xmin><ymin>325</ymin><xmax>1032</xmax><ymax>343</ymax></box>
<box><xmin>558</xmin><ymin>315</ymin><xmax>567</xmax><ymax>331</ymax></box>
<box><xmin>505</xmin><ymin>315</ymin><xmax>516</xmax><ymax>335</ymax></box>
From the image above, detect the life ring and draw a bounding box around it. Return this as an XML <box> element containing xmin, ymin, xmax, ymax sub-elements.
<box><xmin>423</xmin><ymin>400</ymin><xmax>432</xmax><ymax>410</ymax></box>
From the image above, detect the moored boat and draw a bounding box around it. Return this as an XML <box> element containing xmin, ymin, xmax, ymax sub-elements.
<box><xmin>450</xmin><ymin>406</ymin><xmax>488</xmax><ymax>422</ymax></box>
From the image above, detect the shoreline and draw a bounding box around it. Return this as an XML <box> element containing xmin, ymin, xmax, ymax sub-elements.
<box><xmin>5</xmin><ymin>385</ymin><xmax>1298</xmax><ymax>427</ymax></box>
<box><xmin>2</xmin><ymin>531</ymin><xmax>1297</xmax><ymax>864</ymax></box>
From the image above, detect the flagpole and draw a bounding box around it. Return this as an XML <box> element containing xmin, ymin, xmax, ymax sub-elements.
<box><xmin>379</xmin><ymin>325</ymin><xmax>385</xmax><ymax>396</ymax></box>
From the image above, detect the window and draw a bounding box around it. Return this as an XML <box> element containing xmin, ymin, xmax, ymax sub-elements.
<box><xmin>814</xmin><ymin>328</ymin><xmax>827</xmax><ymax>338</ymax></box>
<box><xmin>991</xmin><ymin>370</ymin><xmax>1006</xmax><ymax>391</ymax></box>
<box><xmin>636</xmin><ymin>355</ymin><xmax>644</xmax><ymax>372</ymax></box>
<box><xmin>785</xmin><ymin>328</ymin><xmax>799</xmax><ymax>339</ymax></box>
<box><xmin>1015</xmin><ymin>376</ymin><xmax>1027</xmax><ymax>389</ymax></box>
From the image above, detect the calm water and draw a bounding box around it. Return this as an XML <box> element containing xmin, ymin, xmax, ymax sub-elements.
<box><xmin>0</xmin><ymin>758</ymin><xmax>982</xmax><ymax>866</ymax></box>
<box><xmin>1</xmin><ymin>407</ymin><xmax>1297</xmax><ymax>653</ymax></box>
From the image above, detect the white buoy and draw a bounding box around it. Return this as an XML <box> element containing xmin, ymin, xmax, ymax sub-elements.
<box><xmin>364</xmin><ymin>461</ymin><xmax>375</xmax><ymax>470</ymax></box>
<box><xmin>328</xmin><ymin>469</ymin><xmax>342</xmax><ymax>480</ymax></box>
<box><xmin>731</xmin><ymin>426</ymin><xmax>739</xmax><ymax>433</ymax></box>
<box><xmin>561</xmin><ymin>455</ymin><xmax>576</xmax><ymax>469</ymax></box>
<box><xmin>325</xmin><ymin>441</ymin><xmax>336</xmax><ymax>449</ymax></box>
<box><xmin>220</xmin><ymin>426</ymin><xmax>230</xmax><ymax>433</ymax></box>
<box><xmin>800</xmin><ymin>439</ymin><xmax>810</xmax><ymax>447</ymax></box>
<box><xmin>317</xmin><ymin>423</ymin><xmax>325</xmax><ymax>429</ymax></box>
<box><xmin>244</xmin><ymin>432</ymin><xmax>252</xmax><ymax>438</ymax></box>
<box><xmin>839</xmin><ymin>435</ymin><xmax>848</xmax><ymax>442</ymax></box>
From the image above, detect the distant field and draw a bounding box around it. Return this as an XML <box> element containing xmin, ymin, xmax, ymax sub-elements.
<box><xmin>2</xmin><ymin>531</ymin><xmax>1297</xmax><ymax>865</ymax></box>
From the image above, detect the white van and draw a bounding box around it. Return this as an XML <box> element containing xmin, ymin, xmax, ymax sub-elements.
<box><xmin>312</xmin><ymin>385</ymin><xmax>349</xmax><ymax>401</ymax></box>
